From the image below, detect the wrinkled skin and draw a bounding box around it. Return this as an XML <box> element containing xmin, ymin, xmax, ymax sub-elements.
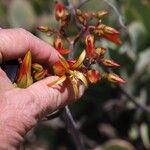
<box><xmin>0</xmin><ymin>28</ymin><xmax>84</xmax><ymax>149</ymax></box>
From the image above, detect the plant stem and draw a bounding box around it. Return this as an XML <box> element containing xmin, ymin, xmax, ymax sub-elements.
<box><xmin>61</xmin><ymin>106</ymin><xmax>85</xmax><ymax>150</ymax></box>
<box><xmin>118</xmin><ymin>85</ymin><xmax>150</xmax><ymax>114</ymax></box>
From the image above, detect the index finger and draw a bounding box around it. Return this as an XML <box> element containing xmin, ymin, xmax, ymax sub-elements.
<box><xmin>0</xmin><ymin>28</ymin><xmax>59</xmax><ymax>65</ymax></box>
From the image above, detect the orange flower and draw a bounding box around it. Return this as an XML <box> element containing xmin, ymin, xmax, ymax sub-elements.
<box><xmin>16</xmin><ymin>51</ymin><xmax>33</xmax><ymax>88</ymax></box>
<box><xmin>76</xmin><ymin>9</ymin><xmax>86</xmax><ymax>25</ymax></box>
<box><xmin>32</xmin><ymin>63</ymin><xmax>44</xmax><ymax>72</ymax></box>
<box><xmin>37</xmin><ymin>26</ymin><xmax>49</xmax><ymax>32</ymax></box>
<box><xmin>53</xmin><ymin>37</ymin><xmax>71</xmax><ymax>55</ymax></box>
<box><xmin>94</xmin><ymin>23</ymin><xmax>122</xmax><ymax>45</ymax></box>
<box><xmin>100</xmin><ymin>59</ymin><xmax>120</xmax><ymax>67</ymax></box>
<box><xmin>86</xmin><ymin>70</ymin><xmax>101</xmax><ymax>84</ymax></box>
<box><xmin>55</xmin><ymin>1</ymin><xmax>65</xmax><ymax>21</ymax></box>
<box><xmin>48</xmin><ymin>50</ymin><xmax>88</xmax><ymax>98</ymax></box>
<box><xmin>97</xmin><ymin>10</ymin><xmax>108</xmax><ymax>18</ymax></box>
<box><xmin>85</xmin><ymin>34</ymin><xmax>95</xmax><ymax>59</ymax></box>
<box><xmin>32</xmin><ymin>63</ymin><xmax>48</xmax><ymax>81</ymax></box>
<box><xmin>106</xmin><ymin>73</ymin><xmax>126</xmax><ymax>84</ymax></box>
<box><xmin>33</xmin><ymin>69</ymin><xmax>48</xmax><ymax>81</ymax></box>
<box><xmin>101</xmin><ymin>34</ymin><xmax>122</xmax><ymax>45</ymax></box>
<box><xmin>94</xmin><ymin>47</ymin><xmax>107</xmax><ymax>58</ymax></box>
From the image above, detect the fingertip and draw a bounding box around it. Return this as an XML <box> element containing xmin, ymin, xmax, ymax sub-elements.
<box><xmin>25</xmin><ymin>76</ymin><xmax>85</xmax><ymax>117</ymax></box>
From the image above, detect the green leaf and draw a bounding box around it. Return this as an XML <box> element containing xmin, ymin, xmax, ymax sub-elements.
<box><xmin>128</xmin><ymin>21</ymin><xmax>146</xmax><ymax>52</ymax></box>
<box><xmin>140</xmin><ymin>123</ymin><xmax>150</xmax><ymax>149</ymax></box>
<box><xmin>135</xmin><ymin>48</ymin><xmax>150</xmax><ymax>74</ymax></box>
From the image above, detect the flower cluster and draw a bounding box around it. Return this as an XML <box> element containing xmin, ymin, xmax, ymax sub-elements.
<box><xmin>16</xmin><ymin>1</ymin><xmax>126</xmax><ymax>98</ymax></box>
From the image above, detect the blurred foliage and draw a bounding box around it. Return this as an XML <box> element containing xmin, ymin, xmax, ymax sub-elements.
<box><xmin>0</xmin><ymin>0</ymin><xmax>150</xmax><ymax>150</ymax></box>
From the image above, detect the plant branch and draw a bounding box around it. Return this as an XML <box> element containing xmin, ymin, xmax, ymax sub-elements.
<box><xmin>104</xmin><ymin>0</ymin><xmax>127</xmax><ymax>30</ymax></box>
<box><xmin>58</xmin><ymin>2</ymin><xmax>86</xmax><ymax>149</ymax></box>
<box><xmin>118</xmin><ymin>85</ymin><xmax>150</xmax><ymax>114</ymax></box>
<box><xmin>61</xmin><ymin>106</ymin><xmax>85</xmax><ymax>150</ymax></box>
<box><xmin>103</xmin><ymin>0</ymin><xmax>150</xmax><ymax>113</ymax></box>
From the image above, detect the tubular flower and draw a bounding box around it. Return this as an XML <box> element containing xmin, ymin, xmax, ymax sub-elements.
<box><xmin>33</xmin><ymin>69</ymin><xmax>48</xmax><ymax>81</ymax></box>
<box><xmin>97</xmin><ymin>10</ymin><xmax>109</xmax><ymax>19</ymax></box>
<box><xmin>94</xmin><ymin>23</ymin><xmax>122</xmax><ymax>44</ymax></box>
<box><xmin>55</xmin><ymin>1</ymin><xmax>65</xmax><ymax>21</ymax></box>
<box><xmin>32</xmin><ymin>63</ymin><xmax>48</xmax><ymax>81</ymax></box>
<box><xmin>32</xmin><ymin>63</ymin><xmax>44</xmax><ymax>72</ymax></box>
<box><xmin>83</xmin><ymin>32</ymin><xmax>126</xmax><ymax>85</ymax></box>
<box><xmin>106</xmin><ymin>73</ymin><xmax>126</xmax><ymax>84</ymax></box>
<box><xmin>100</xmin><ymin>59</ymin><xmax>120</xmax><ymax>67</ymax></box>
<box><xmin>94</xmin><ymin>47</ymin><xmax>107</xmax><ymax>59</ymax></box>
<box><xmin>76</xmin><ymin>9</ymin><xmax>86</xmax><ymax>25</ymax></box>
<box><xmin>32</xmin><ymin>2</ymin><xmax>127</xmax><ymax>101</ymax></box>
<box><xmin>53</xmin><ymin>37</ymin><xmax>71</xmax><ymax>55</ymax></box>
<box><xmin>37</xmin><ymin>26</ymin><xmax>49</xmax><ymax>32</ymax></box>
<box><xmin>85</xmin><ymin>34</ymin><xmax>95</xmax><ymax>60</ymax></box>
<box><xmin>16</xmin><ymin>51</ymin><xmax>33</xmax><ymax>88</ymax></box>
<box><xmin>86</xmin><ymin>70</ymin><xmax>101</xmax><ymax>84</ymax></box>
<box><xmin>55</xmin><ymin>1</ymin><xmax>70</xmax><ymax>27</ymax></box>
<box><xmin>48</xmin><ymin>50</ymin><xmax>88</xmax><ymax>98</ymax></box>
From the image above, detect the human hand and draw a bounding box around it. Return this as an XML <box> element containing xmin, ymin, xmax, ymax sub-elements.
<box><xmin>0</xmin><ymin>28</ymin><xmax>84</xmax><ymax>149</ymax></box>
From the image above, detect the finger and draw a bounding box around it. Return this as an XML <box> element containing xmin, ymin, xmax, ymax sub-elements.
<box><xmin>0</xmin><ymin>28</ymin><xmax>59</xmax><ymax>65</ymax></box>
<box><xmin>25</xmin><ymin>76</ymin><xmax>85</xmax><ymax>117</ymax></box>
<box><xmin>0</xmin><ymin>68</ymin><xmax>14</xmax><ymax>91</ymax></box>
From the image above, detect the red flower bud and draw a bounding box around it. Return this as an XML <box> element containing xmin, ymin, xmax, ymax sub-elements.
<box><xmin>100</xmin><ymin>59</ymin><xmax>120</xmax><ymax>67</ymax></box>
<box><xmin>53</xmin><ymin>61</ymin><xmax>67</xmax><ymax>76</ymax></box>
<box><xmin>85</xmin><ymin>34</ymin><xmax>95</xmax><ymax>59</ymax></box>
<box><xmin>55</xmin><ymin>1</ymin><xmax>65</xmax><ymax>20</ymax></box>
<box><xmin>95</xmin><ymin>47</ymin><xmax>107</xmax><ymax>58</ymax></box>
<box><xmin>106</xmin><ymin>73</ymin><xmax>126</xmax><ymax>84</ymax></box>
<box><xmin>94</xmin><ymin>23</ymin><xmax>122</xmax><ymax>45</ymax></box>
<box><xmin>97</xmin><ymin>10</ymin><xmax>108</xmax><ymax>18</ymax></box>
<box><xmin>16</xmin><ymin>51</ymin><xmax>33</xmax><ymax>88</ymax></box>
<box><xmin>32</xmin><ymin>63</ymin><xmax>43</xmax><ymax>72</ymax></box>
<box><xmin>53</xmin><ymin>37</ymin><xmax>71</xmax><ymax>55</ymax></box>
<box><xmin>33</xmin><ymin>69</ymin><xmax>48</xmax><ymax>81</ymax></box>
<box><xmin>101</xmin><ymin>34</ymin><xmax>122</xmax><ymax>45</ymax></box>
<box><xmin>37</xmin><ymin>26</ymin><xmax>49</xmax><ymax>32</ymax></box>
<box><xmin>86</xmin><ymin>70</ymin><xmax>101</xmax><ymax>84</ymax></box>
<box><xmin>53</xmin><ymin>37</ymin><xmax>63</xmax><ymax>49</ymax></box>
<box><xmin>76</xmin><ymin>9</ymin><xmax>86</xmax><ymax>25</ymax></box>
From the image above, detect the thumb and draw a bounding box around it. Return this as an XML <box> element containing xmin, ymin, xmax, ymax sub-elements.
<box><xmin>25</xmin><ymin>76</ymin><xmax>85</xmax><ymax>117</ymax></box>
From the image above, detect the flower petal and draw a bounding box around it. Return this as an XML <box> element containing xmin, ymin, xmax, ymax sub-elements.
<box><xmin>97</xmin><ymin>10</ymin><xmax>108</xmax><ymax>18</ymax></box>
<box><xmin>53</xmin><ymin>37</ymin><xmax>63</xmax><ymax>49</ymax></box>
<box><xmin>16</xmin><ymin>51</ymin><xmax>33</xmax><ymax>88</ymax></box>
<box><xmin>69</xmin><ymin>77</ymin><xmax>79</xmax><ymax>99</ymax></box>
<box><xmin>74</xmin><ymin>71</ymin><xmax>88</xmax><ymax>88</ymax></box>
<box><xmin>106</xmin><ymin>73</ymin><xmax>126</xmax><ymax>84</ymax></box>
<box><xmin>59</xmin><ymin>55</ymin><xmax>70</xmax><ymax>69</ymax></box>
<box><xmin>101</xmin><ymin>34</ymin><xmax>122</xmax><ymax>45</ymax></box>
<box><xmin>72</xmin><ymin>50</ymin><xmax>86</xmax><ymax>69</ymax></box>
<box><xmin>85</xmin><ymin>34</ymin><xmax>95</xmax><ymax>59</ymax></box>
<box><xmin>57</xmin><ymin>48</ymin><xmax>71</xmax><ymax>55</ymax></box>
<box><xmin>53</xmin><ymin>60</ymin><xmax>67</xmax><ymax>76</ymax></box>
<box><xmin>32</xmin><ymin>63</ymin><xmax>43</xmax><ymax>72</ymax></box>
<box><xmin>95</xmin><ymin>47</ymin><xmax>106</xmax><ymax>58</ymax></box>
<box><xmin>37</xmin><ymin>26</ymin><xmax>49</xmax><ymax>32</ymax></box>
<box><xmin>55</xmin><ymin>1</ymin><xmax>65</xmax><ymax>20</ymax></box>
<box><xmin>33</xmin><ymin>69</ymin><xmax>48</xmax><ymax>81</ymax></box>
<box><xmin>100</xmin><ymin>59</ymin><xmax>120</xmax><ymax>67</ymax></box>
<box><xmin>86</xmin><ymin>70</ymin><xmax>101</xmax><ymax>84</ymax></box>
<box><xmin>47</xmin><ymin>75</ymin><xmax>66</xmax><ymax>87</ymax></box>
